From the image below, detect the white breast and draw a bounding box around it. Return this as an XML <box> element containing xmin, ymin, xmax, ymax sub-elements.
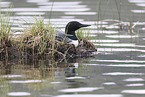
<box><xmin>68</xmin><ymin>40</ymin><xmax>79</xmax><ymax>47</ymax></box>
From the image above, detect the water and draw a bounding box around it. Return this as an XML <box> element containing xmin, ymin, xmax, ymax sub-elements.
<box><xmin>0</xmin><ymin>0</ymin><xmax>145</xmax><ymax>97</ymax></box>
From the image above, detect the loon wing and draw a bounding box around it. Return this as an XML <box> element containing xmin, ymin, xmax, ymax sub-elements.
<box><xmin>55</xmin><ymin>31</ymin><xmax>72</xmax><ymax>43</ymax></box>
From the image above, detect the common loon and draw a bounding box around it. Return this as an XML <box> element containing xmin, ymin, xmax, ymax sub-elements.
<box><xmin>56</xmin><ymin>21</ymin><xmax>90</xmax><ymax>47</ymax></box>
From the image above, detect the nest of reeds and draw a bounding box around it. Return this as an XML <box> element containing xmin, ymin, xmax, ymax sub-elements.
<box><xmin>54</xmin><ymin>38</ymin><xmax>97</xmax><ymax>59</ymax></box>
<box><xmin>20</xmin><ymin>32</ymin><xmax>97</xmax><ymax>59</ymax></box>
<box><xmin>0</xmin><ymin>26</ymin><xmax>20</xmax><ymax>59</ymax></box>
<box><xmin>0</xmin><ymin>19</ymin><xmax>97</xmax><ymax>60</ymax></box>
<box><xmin>19</xmin><ymin>20</ymin><xmax>97</xmax><ymax>59</ymax></box>
<box><xmin>0</xmin><ymin>37</ymin><xmax>11</xmax><ymax>58</ymax></box>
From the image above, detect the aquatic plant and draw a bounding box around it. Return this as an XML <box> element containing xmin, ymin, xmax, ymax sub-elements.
<box><xmin>76</xmin><ymin>29</ymin><xmax>90</xmax><ymax>40</ymax></box>
<box><xmin>102</xmin><ymin>19</ymin><xmax>140</xmax><ymax>33</ymax></box>
<box><xmin>0</xmin><ymin>15</ymin><xmax>14</xmax><ymax>59</ymax></box>
<box><xmin>76</xmin><ymin>29</ymin><xmax>97</xmax><ymax>55</ymax></box>
<box><xmin>19</xmin><ymin>18</ymin><xmax>55</xmax><ymax>58</ymax></box>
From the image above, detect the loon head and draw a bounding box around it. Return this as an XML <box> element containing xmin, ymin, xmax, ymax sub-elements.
<box><xmin>64</xmin><ymin>21</ymin><xmax>90</xmax><ymax>47</ymax></box>
<box><xmin>65</xmin><ymin>21</ymin><xmax>90</xmax><ymax>35</ymax></box>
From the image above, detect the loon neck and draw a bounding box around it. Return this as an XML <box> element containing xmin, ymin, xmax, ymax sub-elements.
<box><xmin>66</xmin><ymin>31</ymin><xmax>78</xmax><ymax>40</ymax></box>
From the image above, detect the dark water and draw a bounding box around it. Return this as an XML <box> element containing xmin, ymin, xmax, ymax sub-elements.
<box><xmin>0</xmin><ymin>0</ymin><xmax>145</xmax><ymax>97</ymax></box>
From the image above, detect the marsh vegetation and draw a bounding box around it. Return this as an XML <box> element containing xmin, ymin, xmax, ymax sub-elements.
<box><xmin>0</xmin><ymin>18</ymin><xmax>97</xmax><ymax>60</ymax></box>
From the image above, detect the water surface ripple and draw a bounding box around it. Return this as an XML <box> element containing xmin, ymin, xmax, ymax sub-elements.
<box><xmin>0</xmin><ymin>0</ymin><xmax>145</xmax><ymax>97</ymax></box>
